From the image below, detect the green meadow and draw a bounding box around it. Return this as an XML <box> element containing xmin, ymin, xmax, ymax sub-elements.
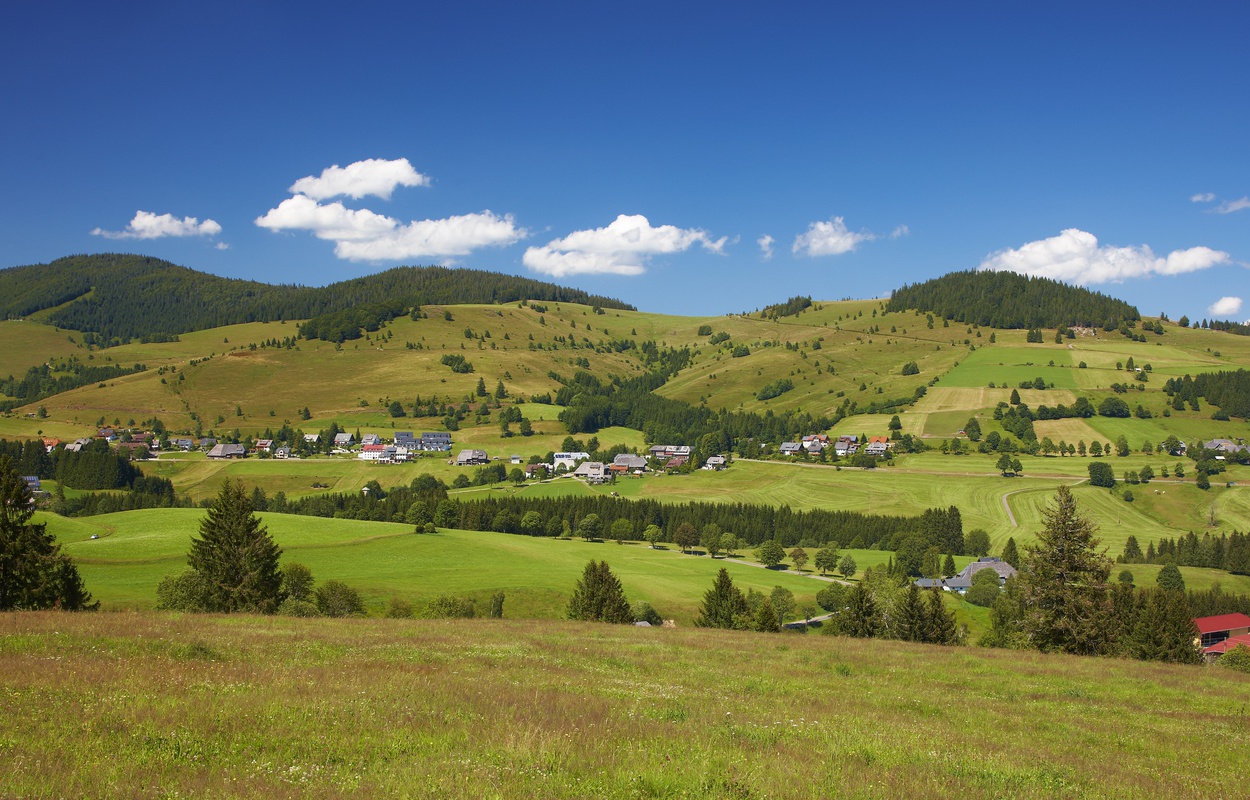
<box><xmin>44</xmin><ymin>508</ymin><xmax>831</xmax><ymax>622</ymax></box>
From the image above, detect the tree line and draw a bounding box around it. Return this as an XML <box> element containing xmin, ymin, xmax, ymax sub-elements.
<box><xmin>0</xmin><ymin>254</ymin><xmax>634</xmax><ymax>342</ymax></box>
<box><xmin>886</xmin><ymin>270</ymin><xmax>1141</xmax><ymax>329</ymax></box>
<box><xmin>1163</xmin><ymin>369</ymin><xmax>1250</xmax><ymax>419</ymax></box>
<box><xmin>1120</xmin><ymin>531</ymin><xmax>1250</xmax><ymax>575</ymax></box>
<box><xmin>0</xmin><ymin>360</ymin><xmax>146</xmax><ymax>412</ymax></box>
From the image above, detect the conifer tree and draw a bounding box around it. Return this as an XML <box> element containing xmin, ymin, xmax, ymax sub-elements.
<box><xmin>566</xmin><ymin>560</ymin><xmax>632</xmax><ymax>623</ymax></box>
<box><xmin>1019</xmin><ymin>486</ymin><xmax>1112</xmax><ymax>654</ymax></box>
<box><xmin>842</xmin><ymin>582</ymin><xmax>879</xmax><ymax>637</ymax></box>
<box><xmin>753</xmin><ymin>597</ymin><xmax>780</xmax><ymax>632</ymax></box>
<box><xmin>1156</xmin><ymin>562</ymin><xmax>1185</xmax><ymax>592</ymax></box>
<box><xmin>942</xmin><ymin>553</ymin><xmax>957</xmax><ymax>577</ymax></box>
<box><xmin>0</xmin><ymin>457</ymin><xmax>96</xmax><ymax>611</ymax></box>
<box><xmin>695</xmin><ymin>568</ymin><xmax>747</xmax><ymax>629</ymax></box>
<box><xmin>187</xmin><ymin>480</ymin><xmax>283</xmax><ymax>613</ymax></box>
<box><xmin>1131</xmin><ymin>589</ymin><xmax>1200</xmax><ymax>663</ymax></box>
<box><xmin>894</xmin><ymin>583</ymin><xmax>927</xmax><ymax>642</ymax></box>
<box><xmin>1001</xmin><ymin>537</ymin><xmax>1020</xmax><ymax>569</ymax></box>
<box><xmin>925</xmin><ymin>588</ymin><xmax>958</xmax><ymax>644</ymax></box>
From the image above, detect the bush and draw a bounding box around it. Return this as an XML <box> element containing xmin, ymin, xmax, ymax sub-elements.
<box><xmin>901</xmin><ymin>361</ymin><xmax>920</xmax><ymax>375</ymax></box>
<box><xmin>424</xmin><ymin>594</ymin><xmax>476</xmax><ymax>618</ymax></box>
<box><xmin>1088</xmin><ymin>461</ymin><xmax>1116</xmax><ymax>488</ymax></box>
<box><xmin>1218</xmin><ymin>644</ymin><xmax>1250</xmax><ymax>673</ymax></box>
<box><xmin>278</xmin><ymin>598</ymin><xmax>320</xmax><ymax>617</ymax></box>
<box><xmin>386</xmin><ymin>597</ymin><xmax>414</xmax><ymax>618</ymax></box>
<box><xmin>315</xmin><ymin>580</ymin><xmax>365</xmax><ymax>617</ymax></box>
<box><xmin>965</xmin><ymin>569</ymin><xmax>1001</xmax><ymax>607</ymax></box>
<box><xmin>632</xmin><ymin>601</ymin><xmax>663</xmax><ymax>626</ymax></box>
<box><xmin>155</xmin><ymin>570</ymin><xmax>213</xmax><ymax>612</ymax></box>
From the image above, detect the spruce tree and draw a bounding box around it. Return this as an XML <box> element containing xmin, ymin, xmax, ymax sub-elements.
<box><xmin>187</xmin><ymin>480</ymin><xmax>283</xmax><ymax>613</ymax></box>
<box><xmin>566</xmin><ymin>560</ymin><xmax>632</xmax><ymax>623</ymax></box>
<box><xmin>753</xmin><ymin>597</ymin><xmax>780</xmax><ymax>632</ymax></box>
<box><xmin>1156</xmin><ymin>562</ymin><xmax>1185</xmax><ymax>592</ymax></box>
<box><xmin>942</xmin><ymin>553</ymin><xmax>957</xmax><ymax>577</ymax></box>
<box><xmin>894</xmin><ymin>583</ymin><xmax>927</xmax><ymax>642</ymax></box>
<box><xmin>1019</xmin><ymin>486</ymin><xmax>1113</xmax><ymax>654</ymax></box>
<box><xmin>842</xmin><ymin>582</ymin><xmax>879</xmax><ymax>637</ymax></box>
<box><xmin>1001</xmin><ymin>537</ymin><xmax>1020</xmax><ymax>569</ymax></box>
<box><xmin>925</xmin><ymin>589</ymin><xmax>958</xmax><ymax>645</ymax></box>
<box><xmin>0</xmin><ymin>457</ymin><xmax>96</xmax><ymax>611</ymax></box>
<box><xmin>1131</xmin><ymin>589</ymin><xmax>1200</xmax><ymax>664</ymax></box>
<box><xmin>695</xmin><ymin>568</ymin><xmax>747</xmax><ymax>629</ymax></box>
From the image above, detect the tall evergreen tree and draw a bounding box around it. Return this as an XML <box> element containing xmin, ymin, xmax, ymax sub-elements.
<box><xmin>187</xmin><ymin>480</ymin><xmax>283</xmax><ymax>613</ymax></box>
<box><xmin>925</xmin><ymin>589</ymin><xmax>958</xmax><ymax>644</ymax></box>
<box><xmin>842</xmin><ymin>582</ymin><xmax>879</xmax><ymax>637</ymax></box>
<box><xmin>753</xmin><ymin>597</ymin><xmax>781</xmax><ymax>632</ymax></box>
<box><xmin>1001</xmin><ymin>537</ymin><xmax>1020</xmax><ymax>569</ymax></box>
<box><xmin>1019</xmin><ymin>486</ymin><xmax>1112</xmax><ymax>654</ymax></box>
<box><xmin>0</xmin><ymin>457</ymin><xmax>96</xmax><ymax>611</ymax></box>
<box><xmin>1131</xmin><ymin>590</ymin><xmax>1201</xmax><ymax>664</ymax></box>
<box><xmin>566</xmin><ymin>560</ymin><xmax>632</xmax><ymax>623</ymax></box>
<box><xmin>894</xmin><ymin>583</ymin><xmax>927</xmax><ymax>642</ymax></box>
<box><xmin>695</xmin><ymin>568</ymin><xmax>748</xmax><ymax>629</ymax></box>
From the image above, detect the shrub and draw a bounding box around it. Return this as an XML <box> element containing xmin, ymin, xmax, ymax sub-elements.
<box><xmin>1218</xmin><ymin>644</ymin><xmax>1250</xmax><ymax>673</ymax></box>
<box><xmin>278</xmin><ymin>598</ymin><xmax>320</xmax><ymax>617</ymax></box>
<box><xmin>424</xmin><ymin>594</ymin><xmax>476</xmax><ymax>618</ymax></box>
<box><xmin>315</xmin><ymin>580</ymin><xmax>365</xmax><ymax>617</ymax></box>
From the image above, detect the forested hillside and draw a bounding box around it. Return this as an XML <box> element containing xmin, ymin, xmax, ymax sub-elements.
<box><xmin>887</xmin><ymin>270</ymin><xmax>1140</xmax><ymax>329</ymax></box>
<box><xmin>0</xmin><ymin>254</ymin><xmax>634</xmax><ymax>341</ymax></box>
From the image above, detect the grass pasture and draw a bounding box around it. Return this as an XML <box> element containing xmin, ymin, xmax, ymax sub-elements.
<box><xmin>1</xmin><ymin>611</ymin><xmax>1245</xmax><ymax>799</ymax></box>
<box><xmin>44</xmin><ymin>509</ymin><xmax>827</xmax><ymax>621</ymax></box>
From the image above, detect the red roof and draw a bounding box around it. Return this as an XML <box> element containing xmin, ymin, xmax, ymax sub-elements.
<box><xmin>1192</xmin><ymin>613</ymin><xmax>1250</xmax><ymax>635</ymax></box>
<box><xmin>1205</xmin><ymin>633</ymin><xmax>1250</xmax><ymax>656</ymax></box>
<box><xmin>362</xmin><ymin>444</ymin><xmax>386</xmax><ymax>452</ymax></box>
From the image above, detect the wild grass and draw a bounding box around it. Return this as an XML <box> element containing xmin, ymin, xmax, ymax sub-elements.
<box><xmin>0</xmin><ymin>611</ymin><xmax>1245</xmax><ymax>799</ymax></box>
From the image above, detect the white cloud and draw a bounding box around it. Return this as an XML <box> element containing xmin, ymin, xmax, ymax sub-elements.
<box><xmin>757</xmin><ymin>234</ymin><xmax>775</xmax><ymax>260</ymax></box>
<box><xmin>335</xmin><ymin>212</ymin><xmax>525</xmax><ymax>260</ymax></box>
<box><xmin>792</xmin><ymin>216</ymin><xmax>875</xmax><ymax>257</ymax></box>
<box><xmin>891</xmin><ymin>224</ymin><xmax>910</xmax><ymax>239</ymax></box>
<box><xmin>289</xmin><ymin>157</ymin><xmax>429</xmax><ymax>200</ymax></box>
<box><xmin>1209</xmin><ymin>296</ymin><xmax>1243</xmax><ymax>317</ymax></box>
<box><xmin>92</xmin><ymin>210</ymin><xmax>222</xmax><ymax>240</ymax></box>
<box><xmin>977</xmin><ymin>229</ymin><xmax>1231</xmax><ymax>285</ymax></box>
<box><xmin>256</xmin><ymin>159</ymin><xmax>525</xmax><ymax>261</ymax></box>
<box><xmin>215</xmin><ymin>242</ymin><xmax>230</xmax><ymax>250</ymax></box>
<box><xmin>1191</xmin><ymin>192</ymin><xmax>1215</xmax><ymax>203</ymax></box>
<box><xmin>522</xmin><ymin>214</ymin><xmax>726</xmax><ymax>277</ymax></box>
<box><xmin>1214</xmin><ymin>196</ymin><xmax>1250</xmax><ymax>214</ymax></box>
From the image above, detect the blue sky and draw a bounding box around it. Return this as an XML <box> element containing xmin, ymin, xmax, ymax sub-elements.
<box><xmin>2</xmin><ymin>2</ymin><xmax>1246</xmax><ymax>320</ymax></box>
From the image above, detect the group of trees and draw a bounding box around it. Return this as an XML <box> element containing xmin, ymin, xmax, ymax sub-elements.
<box><xmin>1164</xmin><ymin>369</ymin><xmax>1250</xmax><ymax>419</ymax></box>
<box><xmin>1119</xmin><ymin>531</ymin><xmax>1250</xmax><ymax>575</ymax></box>
<box><xmin>980</xmin><ymin>487</ymin><xmax>1201</xmax><ymax>664</ymax></box>
<box><xmin>0</xmin><ymin>254</ymin><xmax>633</xmax><ymax>342</ymax></box>
<box><xmin>0</xmin><ymin>437</ymin><xmax>146</xmax><ymax>491</ymax></box>
<box><xmin>693</xmin><ymin>568</ymin><xmax>804</xmax><ymax>632</ymax></box>
<box><xmin>886</xmin><ymin>270</ymin><xmax>1141</xmax><ymax>330</ymax></box>
<box><xmin>0</xmin><ymin>359</ymin><xmax>146</xmax><ymax>411</ymax></box>
<box><xmin>815</xmin><ymin>575</ymin><xmax>960</xmax><ymax>644</ymax></box>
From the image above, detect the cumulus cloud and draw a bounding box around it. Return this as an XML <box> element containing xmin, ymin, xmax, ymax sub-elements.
<box><xmin>1214</xmin><ymin>196</ymin><xmax>1250</xmax><ymax>214</ymax></box>
<box><xmin>92</xmin><ymin>210</ymin><xmax>222</xmax><ymax>240</ymax></box>
<box><xmin>289</xmin><ymin>157</ymin><xmax>429</xmax><ymax>200</ymax></box>
<box><xmin>757</xmin><ymin>234</ymin><xmax>775</xmax><ymax>260</ymax></box>
<box><xmin>792</xmin><ymin>216</ymin><xmax>876</xmax><ymax>257</ymax></box>
<box><xmin>256</xmin><ymin>159</ymin><xmax>525</xmax><ymax>261</ymax></box>
<box><xmin>1209</xmin><ymin>296</ymin><xmax>1243</xmax><ymax>317</ymax></box>
<box><xmin>522</xmin><ymin>214</ymin><xmax>726</xmax><ymax>277</ymax></box>
<box><xmin>977</xmin><ymin>229</ymin><xmax>1231</xmax><ymax>285</ymax></box>
<box><xmin>891</xmin><ymin>224</ymin><xmax>910</xmax><ymax>238</ymax></box>
<box><xmin>1191</xmin><ymin>192</ymin><xmax>1215</xmax><ymax>203</ymax></box>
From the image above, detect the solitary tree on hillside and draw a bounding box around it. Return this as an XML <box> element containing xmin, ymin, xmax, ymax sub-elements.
<box><xmin>695</xmin><ymin>567</ymin><xmax>748</xmax><ymax>628</ymax></box>
<box><xmin>674</xmin><ymin>522</ymin><xmax>698</xmax><ymax>554</ymax></box>
<box><xmin>187</xmin><ymin>479</ymin><xmax>283</xmax><ymax>613</ymax></box>
<box><xmin>789</xmin><ymin>547</ymin><xmax>809</xmax><ymax>571</ymax></box>
<box><xmin>643</xmin><ymin>524</ymin><xmax>663</xmax><ymax>549</ymax></box>
<box><xmin>576</xmin><ymin>513</ymin><xmax>602</xmax><ymax>541</ymax></box>
<box><xmin>0</xmin><ymin>458</ymin><xmax>96</xmax><ymax>611</ymax></box>
<box><xmin>838</xmin><ymin>555</ymin><xmax>858</xmax><ymax>579</ymax></box>
<box><xmin>610</xmin><ymin>517</ymin><xmax>633</xmax><ymax>543</ymax></box>
<box><xmin>1019</xmin><ymin>486</ymin><xmax>1112</xmax><ymax>655</ymax></box>
<box><xmin>567</xmin><ymin>560</ymin><xmax>633</xmax><ymax>623</ymax></box>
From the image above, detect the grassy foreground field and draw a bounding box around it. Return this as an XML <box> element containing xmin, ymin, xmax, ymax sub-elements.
<box><xmin>2</xmin><ymin>611</ymin><xmax>1246</xmax><ymax>799</ymax></box>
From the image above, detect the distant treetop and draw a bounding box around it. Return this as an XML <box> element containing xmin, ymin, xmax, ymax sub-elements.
<box><xmin>886</xmin><ymin>270</ymin><xmax>1139</xmax><ymax>330</ymax></box>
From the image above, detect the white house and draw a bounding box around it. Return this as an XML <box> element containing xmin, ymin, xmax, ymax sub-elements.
<box><xmin>554</xmin><ymin>451</ymin><xmax>591</xmax><ymax>471</ymax></box>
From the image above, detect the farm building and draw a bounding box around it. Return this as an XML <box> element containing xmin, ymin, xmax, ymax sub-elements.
<box><xmin>1194</xmin><ymin>613</ymin><xmax>1250</xmax><ymax>655</ymax></box>
<box><xmin>457</xmin><ymin>449</ymin><xmax>489</xmax><ymax>466</ymax></box>
<box><xmin>206</xmin><ymin>443</ymin><xmax>247</xmax><ymax>459</ymax></box>
<box><xmin>915</xmin><ymin>557</ymin><xmax>1017</xmax><ymax>593</ymax></box>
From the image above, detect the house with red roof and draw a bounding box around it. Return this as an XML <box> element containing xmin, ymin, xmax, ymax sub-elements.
<box><xmin>1193</xmin><ymin>613</ymin><xmax>1250</xmax><ymax>661</ymax></box>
